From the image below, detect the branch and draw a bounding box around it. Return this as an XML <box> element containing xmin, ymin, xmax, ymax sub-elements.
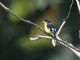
<box><xmin>30</xmin><ymin>35</ymin><xmax>80</xmax><ymax>57</ymax></box>
<box><xmin>76</xmin><ymin>0</ymin><xmax>80</xmax><ymax>14</ymax></box>
<box><xmin>63</xmin><ymin>0</ymin><xmax>74</xmax><ymax>21</ymax></box>
<box><xmin>56</xmin><ymin>21</ymin><xmax>66</xmax><ymax>36</ymax></box>
<box><xmin>56</xmin><ymin>0</ymin><xmax>74</xmax><ymax>36</ymax></box>
<box><xmin>30</xmin><ymin>35</ymin><xmax>52</xmax><ymax>40</ymax></box>
<box><xmin>0</xmin><ymin>2</ymin><xmax>48</xmax><ymax>35</ymax></box>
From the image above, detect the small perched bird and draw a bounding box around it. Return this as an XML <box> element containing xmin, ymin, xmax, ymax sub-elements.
<box><xmin>43</xmin><ymin>19</ymin><xmax>57</xmax><ymax>46</ymax></box>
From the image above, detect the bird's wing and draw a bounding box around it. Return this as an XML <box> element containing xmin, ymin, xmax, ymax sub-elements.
<box><xmin>47</xmin><ymin>23</ymin><xmax>57</xmax><ymax>33</ymax></box>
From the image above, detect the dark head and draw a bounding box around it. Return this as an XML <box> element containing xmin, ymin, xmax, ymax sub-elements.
<box><xmin>43</xmin><ymin>19</ymin><xmax>52</xmax><ymax>24</ymax></box>
<box><xmin>44</xmin><ymin>19</ymin><xmax>52</xmax><ymax>23</ymax></box>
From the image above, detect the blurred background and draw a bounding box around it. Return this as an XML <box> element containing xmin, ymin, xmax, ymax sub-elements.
<box><xmin>0</xmin><ymin>0</ymin><xmax>80</xmax><ymax>60</ymax></box>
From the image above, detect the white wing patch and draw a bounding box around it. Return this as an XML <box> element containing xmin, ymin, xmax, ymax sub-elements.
<box><xmin>52</xmin><ymin>28</ymin><xmax>56</xmax><ymax>32</ymax></box>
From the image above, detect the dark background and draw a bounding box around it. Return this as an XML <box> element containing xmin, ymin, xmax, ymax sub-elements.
<box><xmin>0</xmin><ymin>0</ymin><xmax>80</xmax><ymax>60</ymax></box>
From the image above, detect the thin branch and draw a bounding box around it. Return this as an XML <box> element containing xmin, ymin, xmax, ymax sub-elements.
<box><xmin>54</xmin><ymin>36</ymin><xmax>80</xmax><ymax>57</ymax></box>
<box><xmin>76</xmin><ymin>0</ymin><xmax>80</xmax><ymax>14</ymax></box>
<box><xmin>63</xmin><ymin>0</ymin><xmax>74</xmax><ymax>21</ymax></box>
<box><xmin>0</xmin><ymin>2</ymin><xmax>48</xmax><ymax>35</ymax></box>
<box><xmin>30</xmin><ymin>35</ymin><xmax>80</xmax><ymax>57</ymax></box>
<box><xmin>56</xmin><ymin>0</ymin><xmax>74</xmax><ymax>36</ymax></box>
<box><xmin>56</xmin><ymin>21</ymin><xmax>66</xmax><ymax>36</ymax></box>
<box><xmin>30</xmin><ymin>35</ymin><xmax>52</xmax><ymax>40</ymax></box>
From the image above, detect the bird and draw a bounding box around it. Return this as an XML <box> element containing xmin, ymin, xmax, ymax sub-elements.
<box><xmin>43</xmin><ymin>19</ymin><xmax>57</xmax><ymax>46</ymax></box>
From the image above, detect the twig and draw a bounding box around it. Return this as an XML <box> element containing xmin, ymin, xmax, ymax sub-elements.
<box><xmin>76</xmin><ymin>0</ymin><xmax>80</xmax><ymax>14</ymax></box>
<box><xmin>30</xmin><ymin>35</ymin><xmax>52</xmax><ymax>40</ymax></box>
<box><xmin>56</xmin><ymin>0</ymin><xmax>74</xmax><ymax>36</ymax></box>
<box><xmin>63</xmin><ymin>0</ymin><xmax>74</xmax><ymax>21</ymax></box>
<box><xmin>56</xmin><ymin>21</ymin><xmax>66</xmax><ymax>36</ymax></box>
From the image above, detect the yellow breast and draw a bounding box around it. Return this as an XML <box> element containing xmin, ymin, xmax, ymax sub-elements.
<box><xmin>44</xmin><ymin>22</ymin><xmax>52</xmax><ymax>34</ymax></box>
